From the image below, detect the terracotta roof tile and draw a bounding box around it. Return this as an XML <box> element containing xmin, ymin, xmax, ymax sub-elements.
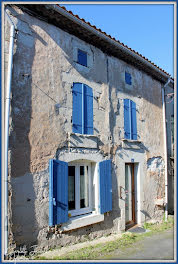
<box><xmin>57</xmin><ymin>4</ymin><xmax>173</xmax><ymax>79</ymax></box>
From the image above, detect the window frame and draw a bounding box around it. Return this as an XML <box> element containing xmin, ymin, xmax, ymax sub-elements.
<box><xmin>68</xmin><ymin>161</ymin><xmax>92</xmax><ymax>217</ymax></box>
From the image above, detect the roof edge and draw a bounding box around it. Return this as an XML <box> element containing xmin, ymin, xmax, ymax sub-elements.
<box><xmin>50</xmin><ymin>4</ymin><xmax>174</xmax><ymax>84</ymax></box>
<box><xmin>11</xmin><ymin>3</ymin><xmax>174</xmax><ymax>86</ymax></box>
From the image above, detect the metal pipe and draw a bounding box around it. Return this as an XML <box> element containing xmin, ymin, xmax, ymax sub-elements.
<box><xmin>4</xmin><ymin>8</ymin><xmax>15</xmax><ymax>257</ymax></box>
<box><xmin>164</xmin><ymin>78</ymin><xmax>171</xmax><ymax>88</ymax></box>
<box><xmin>162</xmin><ymin>78</ymin><xmax>171</xmax><ymax>221</ymax></box>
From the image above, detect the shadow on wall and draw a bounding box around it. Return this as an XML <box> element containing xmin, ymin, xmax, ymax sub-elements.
<box><xmin>19</xmin><ymin>7</ymin><xmax>163</xmax><ymax>150</ymax></box>
<box><xmin>7</xmin><ymin>3</ymin><xmax>163</xmax><ymax>248</ymax></box>
<box><xmin>10</xmin><ymin>174</ymin><xmax>38</xmax><ymax>248</ymax></box>
<box><xmin>7</xmin><ymin>6</ymin><xmax>49</xmax><ymax>248</ymax></box>
<box><xmin>7</xmin><ymin>5</ymin><xmax>118</xmax><ymax>245</ymax></box>
<box><xmin>140</xmin><ymin>210</ymin><xmax>151</xmax><ymax>223</ymax></box>
<box><xmin>110</xmin><ymin>160</ymin><xmax>121</xmax><ymax>222</ymax></box>
<box><xmin>52</xmin><ymin>20</ymin><xmax>163</xmax><ymax>109</ymax></box>
<box><xmin>14</xmin><ymin>4</ymin><xmax>163</xmax><ymax>108</ymax></box>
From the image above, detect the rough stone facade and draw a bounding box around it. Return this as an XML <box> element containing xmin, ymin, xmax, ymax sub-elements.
<box><xmin>4</xmin><ymin>5</ymin><xmax>167</xmax><ymax>252</ymax></box>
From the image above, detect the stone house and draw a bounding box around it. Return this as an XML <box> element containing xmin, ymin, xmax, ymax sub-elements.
<box><xmin>3</xmin><ymin>4</ymin><xmax>174</xmax><ymax>255</ymax></box>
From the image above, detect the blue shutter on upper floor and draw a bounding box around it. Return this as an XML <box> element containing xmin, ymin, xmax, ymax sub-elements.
<box><xmin>131</xmin><ymin>101</ymin><xmax>137</xmax><ymax>140</ymax></box>
<box><xmin>125</xmin><ymin>72</ymin><xmax>132</xmax><ymax>85</ymax></box>
<box><xmin>49</xmin><ymin>159</ymin><xmax>68</xmax><ymax>226</ymax></box>
<box><xmin>72</xmin><ymin>83</ymin><xmax>82</xmax><ymax>134</ymax></box>
<box><xmin>84</xmin><ymin>84</ymin><xmax>93</xmax><ymax>135</ymax></box>
<box><xmin>78</xmin><ymin>49</ymin><xmax>87</xmax><ymax>67</ymax></box>
<box><xmin>124</xmin><ymin>99</ymin><xmax>131</xmax><ymax>139</ymax></box>
<box><xmin>99</xmin><ymin>160</ymin><xmax>112</xmax><ymax>214</ymax></box>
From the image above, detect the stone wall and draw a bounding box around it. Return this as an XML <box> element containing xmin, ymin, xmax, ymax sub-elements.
<box><xmin>5</xmin><ymin>5</ymin><xmax>165</xmax><ymax>251</ymax></box>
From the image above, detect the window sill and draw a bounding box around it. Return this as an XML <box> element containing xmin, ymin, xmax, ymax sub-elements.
<box><xmin>61</xmin><ymin>213</ymin><xmax>104</xmax><ymax>232</ymax></box>
<box><xmin>121</xmin><ymin>139</ymin><xmax>141</xmax><ymax>143</ymax></box>
<box><xmin>70</xmin><ymin>132</ymin><xmax>96</xmax><ymax>137</ymax></box>
<box><xmin>68</xmin><ymin>133</ymin><xmax>98</xmax><ymax>149</ymax></box>
<box><xmin>121</xmin><ymin>139</ymin><xmax>142</xmax><ymax>150</ymax></box>
<box><xmin>76</xmin><ymin>61</ymin><xmax>88</xmax><ymax>68</ymax></box>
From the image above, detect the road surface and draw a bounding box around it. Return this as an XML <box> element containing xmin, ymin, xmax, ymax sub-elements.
<box><xmin>102</xmin><ymin>228</ymin><xmax>174</xmax><ymax>260</ymax></box>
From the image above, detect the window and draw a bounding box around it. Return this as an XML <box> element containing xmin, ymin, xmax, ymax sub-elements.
<box><xmin>125</xmin><ymin>72</ymin><xmax>132</xmax><ymax>85</ymax></box>
<box><xmin>124</xmin><ymin>99</ymin><xmax>137</xmax><ymax>140</ymax></box>
<box><xmin>49</xmin><ymin>159</ymin><xmax>112</xmax><ymax>226</ymax></box>
<box><xmin>72</xmin><ymin>83</ymin><xmax>93</xmax><ymax>135</ymax></box>
<box><xmin>78</xmin><ymin>49</ymin><xmax>87</xmax><ymax>67</ymax></box>
<box><xmin>68</xmin><ymin>162</ymin><xmax>92</xmax><ymax>217</ymax></box>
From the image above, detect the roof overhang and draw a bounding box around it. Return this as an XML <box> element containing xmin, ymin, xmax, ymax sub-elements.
<box><xmin>11</xmin><ymin>4</ymin><xmax>174</xmax><ymax>88</ymax></box>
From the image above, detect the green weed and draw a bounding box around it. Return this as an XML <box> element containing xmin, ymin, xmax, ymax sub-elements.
<box><xmin>35</xmin><ymin>218</ymin><xmax>173</xmax><ymax>260</ymax></box>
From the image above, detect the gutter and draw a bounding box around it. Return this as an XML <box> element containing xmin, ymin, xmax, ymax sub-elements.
<box><xmin>49</xmin><ymin>4</ymin><xmax>174</xmax><ymax>83</ymax></box>
<box><xmin>162</xmin><ymin>78</ymin><xmax>171</xmax><ymax>221</ymax></box>
<box><xmin>4</xmin><ymin>8</ymin><xmax>16</xmax><ymax>257</ymax></box>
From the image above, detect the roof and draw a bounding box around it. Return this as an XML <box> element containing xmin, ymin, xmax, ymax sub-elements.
<box><xmin>14</xmin><ymin>4</ymin><xmax>174</xmax><ymax>85</ymax></box>
<box><xmin>58</xmin><ymin>5</ymin><xmax>172</xmax><ymax>78</ymax></box>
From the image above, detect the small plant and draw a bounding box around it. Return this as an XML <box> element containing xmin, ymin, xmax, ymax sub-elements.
<box><xmin>35</xmin><ymin>256</ymin><xmax>47</xmax><ymax>260</ymax></box>
<box><xmin>36</xmin><ymin>219</ymin><xmax>173</xmax><ymax>260</ymax></box>
<box><xmin>143</xmin><ymin>221</ymin><xmax>154</xmax><ymax>230</ymax></box>
<box><xmin>143</xmin><ymin>222</ymin><xmax>148</xmax><ymax>229</ymax></box>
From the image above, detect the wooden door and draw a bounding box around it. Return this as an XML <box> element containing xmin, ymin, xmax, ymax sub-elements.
<box><xmin>125</xmin><ymin>163</ymin><xmax>136</xmax><ymax>226</ymax></box>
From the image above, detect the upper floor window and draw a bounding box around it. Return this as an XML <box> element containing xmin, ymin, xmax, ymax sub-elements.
<box><xmin>78</xmin><ymin>49</ymin><xmax>87</xmax><ymax>67</ymax></box>
<box><xmin>124</xmin><ymin>99</ymin><xmax>137</xmax><ymax>140</ymax></box>
<box><xmin>125</xmin><ymin>72</ymin><xmax>132</xmax><ymax>85</ymax></box>
<box><xmin>72</xmin><ymin>83</ymin><xmax>93</xmax><ymax>135</ymax></box>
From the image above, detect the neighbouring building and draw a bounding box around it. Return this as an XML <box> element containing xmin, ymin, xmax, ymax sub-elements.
<box><xmin>165</xmin><ymin>85</ymin><xmax>174</xmax><ymax>214</ymax></box>
<box><xmin>3</xmin><ymin>4</ymin><xmax>174</xmax><ymax>255</ymax></box>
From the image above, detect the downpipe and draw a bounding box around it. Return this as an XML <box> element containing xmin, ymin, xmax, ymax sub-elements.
<box><xmin>162</xmin><ymin>78</ymin><xmax>171</xmax><ymax>222</ymax></box>
<box><xmin>4</xmin><ymin>8</ymin><xmax>15</xmax><ymax>258</ymax></box>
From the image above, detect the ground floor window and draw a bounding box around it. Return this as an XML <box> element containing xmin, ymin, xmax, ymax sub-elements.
<box><xmin>49</xmin><ymin>158</ymin><xmax>112</xmax><ymax>226</ymax></box>
<box><xmin>68</xmin><ymin>162</ymin><xmax>92</xmax><ymax>217</ymax></box>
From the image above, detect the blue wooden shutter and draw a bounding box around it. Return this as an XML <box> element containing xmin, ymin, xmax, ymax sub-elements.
<box><xmin>124</xmin><ymin>99</ymin><xmax>131</xmax><ymax>139</ymax></box>
<box><xmin>49</xmin><ymin>159</ymin><xmax>68</xmax><ymax>226</ymax></box>
<box><xmin>78</xmin><ymin>49</ymin><xmax>87</xmax><ymax>67</ymax></box>
<box><xmin>72</xmin><ymin>83</ymin><xmax>82</xmax><ymax>133</ymax></box>
<box><xmin>84</xmin><ymin>84</ymin><xmax>93</xmax><ymax>134</ymax></box>
<box><xmin>125</xmin><ymin>72</ymin><xmax>132</xmax><ymax>85</ymax></box>
<box><xmin>131</xmin><ymin>101</ymin><xmax>137</xmax><ymax>140</ymax></box>
<box><xmin>99</xmin><ymin>160</ymin><xmax>112</xmax><ymax>214</ymax></box>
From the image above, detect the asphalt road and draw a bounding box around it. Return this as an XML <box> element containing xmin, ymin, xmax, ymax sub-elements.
<box><xmin>103</xmin><ymin>228</ymin><xmax>174</xmax><ymax>261</ymax></box>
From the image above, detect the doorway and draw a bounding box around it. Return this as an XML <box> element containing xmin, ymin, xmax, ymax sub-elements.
<box><xmin>125</xmin><ymin>163</ymin><xmax>137</xmax><ymax>227</ymax></box>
